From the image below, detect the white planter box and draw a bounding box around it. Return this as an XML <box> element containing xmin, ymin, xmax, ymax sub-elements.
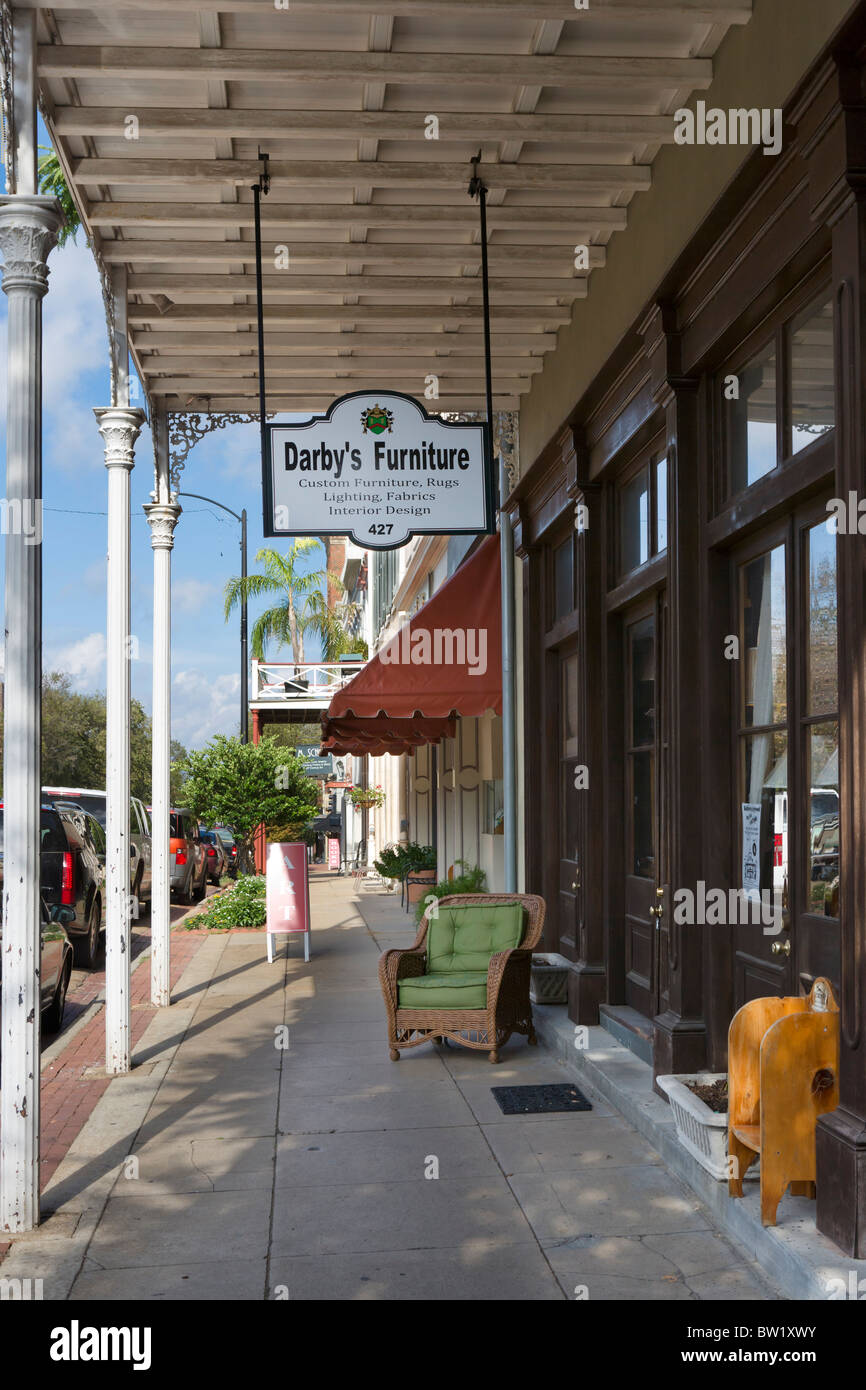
<box><xmin>656</xmin><ymin>1072</ymin><xmax>729</xmax><ymax>1181</ymax></box>
<box><xmin>530</xmin><ymin>953</ymin><xmax>570</xmax><ymax>1005</ymax></box>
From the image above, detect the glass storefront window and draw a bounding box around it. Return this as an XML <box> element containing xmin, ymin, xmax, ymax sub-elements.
<box><xmin>741</xmin><ymin>546</ymin><xmax>787</xmax><ymax>727</ymax></box>
<box><xmin>631</xmin><ymin>618</ymin><xmax>655</xmax><ymax>746</ymax></box>
<box><xmin>656</xmin><ymin>456</ymin><xmax>668</xmax><ymax>554</ymax></box>
<box><xmin>621</xmin><ymin>468</ymin><xmax>650</xmax><ymax>574</ymax></box>
<box><xmin>807</xmin><ymin>522</ymin><xmax>838</xmax><ymax>715</ymax></box>
<box><xmin>562</xmin><ymin>654</ymin><xmax>578</xmax><ymax>759</ymax></box>
<box><xmin>728</xmin><ymin>344</ymin><xmax>777</xmax><ymax>493</ymax></box>
<box><xmin>742</xmin><ymin>730</ymin><xmax>788</xmax><ymax>904</ymax></box>
<box><xmin>790</xmin><ymin>293</ymin><xmax>835</xmax><ymax>455</ymax></box>
<box><xmin>808</xmin><ymin>722</ymin><xmax>839</xmax><ymax>916</ymax></box>
<box><xmin>554</xmin><ymin>536</ymin><xmax>574</xmax><ymax>622</ymax></box>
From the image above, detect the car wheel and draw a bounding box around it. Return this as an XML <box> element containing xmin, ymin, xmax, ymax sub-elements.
<box><xmin>76</xmin><ymin>899</ymin><xmax>102</xmax><ymax>969</ymax></box>
<box><xmin>194</xmin><ymin>867</ymin><xmax>208</xmax><ymax>902</ymax></box>
<box><xmin>43</xmin><ymin>960</ymin><xmax>71</xmax><ymax>1035</ymax></box>
<box><xmin>177</xmin><ymin>871</ymin><xmax>193</xmax><ymax>906</ymax></box>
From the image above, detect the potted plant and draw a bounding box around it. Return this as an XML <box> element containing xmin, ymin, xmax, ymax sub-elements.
<box><xmin>345</xmin><ymin>784</ymin><xmax>386</xmax><ymax>812</ymax></box>
<box><xmin>404</xmin><ymin>843</ymin><xmax>438</xmax><ymax>903</ymax></box>
<box><xmin>656</xmin><ymin>1073</ymin><xmax>730</xmax><ymax>1180</ymax></box>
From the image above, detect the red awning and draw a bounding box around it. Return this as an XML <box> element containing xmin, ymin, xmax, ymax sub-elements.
<box><xmin>321</xmin><ymin>533</ymin><xmax>501</xmax><ymax>756</ymax></box>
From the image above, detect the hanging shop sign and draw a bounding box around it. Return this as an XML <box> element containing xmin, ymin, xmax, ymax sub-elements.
<box><xmin>263</xmin><ymin>390</ymin><xmax>494</xmax><ymax>548</ymax></box>
<box><xmin>295</xmin><ymin>744</ymin><xmax>333</xmax><ymax>779</ymax></box>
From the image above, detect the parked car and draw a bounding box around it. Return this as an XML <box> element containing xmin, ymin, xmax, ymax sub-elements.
<box><xmin>0</xmin><ymin>898</ymin><xmax>75</xmax><ymax>1037</ymax></box>
<box><xmin>169</xmin><ymin>809</ymin><xmax>208</xmax><ymax>905</ymax></box>
<box><xmin>41</xmin><ymin>786</ymin><xmax>152</xmax><ymax>913</ymax></box>
<box><xmin>214</xmin><ymin>827</ymin><xmax>239</xmax><ymax>877</ymax></box>
<box><xmin>198</xmin><ymin>828</ymin><xmax>228</xmax><ymax>885</ymax></box>
<box><xmin>51</xmin><ymin>808</ymin><xmax>107</xmax><ymax>968</ymax></box>
<box><xmin>0</xmin><ymin>801</ymin><xmax>106</xmax><ymax>966</ymax></box>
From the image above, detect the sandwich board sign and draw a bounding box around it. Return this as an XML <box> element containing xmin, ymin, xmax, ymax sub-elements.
<box><xmin>263</xmin><ymin>390</ymin><xmax>494</xmax><ymax>548</ymax></box>
<box><xmin>266</xmin><ymin>841</ymin><xmax>311</xmax><ymax>962</ymax></box>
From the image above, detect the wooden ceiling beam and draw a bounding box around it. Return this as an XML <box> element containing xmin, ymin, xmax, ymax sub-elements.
<box><xmin>85</xmin><ymin>201</ymin><xmax>629</xmax><ymax>231</ymax></box>
<box><xmin>55</xmin><ymin>107</ymin><xmax>677</xmax><ymax>144</ymax></box>
<box><xmin>72</xmin><ymin>158</ymin><xmax>652</xmax><ymax>192</ymax></box>
<box><xmin>21</xmin><ymin>0</ymin><xmax>754</xmax><ymax>21</ymax></box>
<box><xmin>41</xmin><ymin>47</ymin><xmax>714</xmax><ymax>90</ymax></box>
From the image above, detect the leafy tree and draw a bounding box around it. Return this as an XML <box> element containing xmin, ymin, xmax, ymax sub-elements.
<box><xmin>37</xmin><ymin>149</ymin><xmax>82</xmax><ymax>248</ymax></box>
<box><xmin>175</xmin><ymin>733</ymin><xmax>318</xmax><ymax>873</ymax></box>
<box><xmin>170</xmin><ymin>740</ymin><xmax>189</xmax><ymax>804</ymax></box>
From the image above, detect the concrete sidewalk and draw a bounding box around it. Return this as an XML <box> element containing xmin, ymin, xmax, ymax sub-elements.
<box><xmin>2</xmin><ymin>875</ymin><xmax>779</xmax><ymax>1301</ymax></box>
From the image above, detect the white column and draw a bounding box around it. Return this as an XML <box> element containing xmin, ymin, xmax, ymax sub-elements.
<box><xmin>96</xmin><ymin>406</ymin><xmax>145</xmax><ymax>1074</ymax></box>
<box><xmin>144</xmin><ymin>498</ymin><xmax>180</xmax><ymax>1007</ymax></box>
<box><xmin>0</xmin><ymin>193</ymin><xmax>63</xmax><ymax>1232</ymax></box>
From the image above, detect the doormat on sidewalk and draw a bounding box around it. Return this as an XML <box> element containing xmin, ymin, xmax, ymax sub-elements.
<box><xmin>491</xmin><ymin>1083</ymin><xmax>592</xmax><ymax>1115</ymax></box>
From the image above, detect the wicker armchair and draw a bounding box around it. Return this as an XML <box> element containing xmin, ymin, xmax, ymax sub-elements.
<box><xmin>378</xmin><ymin>892</ymin><xmax>546</xmax><ymax>1064</ymax></box>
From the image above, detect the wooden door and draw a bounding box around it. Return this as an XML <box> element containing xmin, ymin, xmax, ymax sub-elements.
<box><xmin>623</xmin><ymin>601</ymin><xmax>668</xmax><ymax>1017</ymax></box>
<box><xmin>732</xmin><ymin>507</ymin><xmax>840</xmax><ymax>1007</ymax></box>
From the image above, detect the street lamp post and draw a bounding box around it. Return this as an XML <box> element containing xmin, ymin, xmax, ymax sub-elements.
<box><xmin>177</xmin><ymin>492</ymin><xmax>249</xmax><ymax>743</ymax></box>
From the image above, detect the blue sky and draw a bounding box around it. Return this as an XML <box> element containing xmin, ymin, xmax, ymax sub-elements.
<box><xmin>0</xmin><ymin>126</ymin><xmax>328</xmax><ymax>751</ymax></box>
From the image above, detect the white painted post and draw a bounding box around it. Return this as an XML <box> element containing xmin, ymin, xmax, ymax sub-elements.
<box><xmin>145</xmin><ymin>405</ymin><xmax>180</xmax><ymax>1008</ymax></box>
<box><xmin>96</xmin><ymin>406</ymin><xmax>144</xmax><ymax>1073</ymax></box>
<box><xmin>0</xmin><ymin>4</ymin><xmax>63</xmax><ymax>1234</ymax></box>
<box><xmin>0</xmin><ymin>196</ymin><xmax>62</xmax><ymax>1231</ymax></box>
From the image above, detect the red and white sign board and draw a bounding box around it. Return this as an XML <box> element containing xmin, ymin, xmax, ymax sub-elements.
<box><xmin>328</xmin><ymin>836</ymin><xmax>341</xmax><ymax>871</ymax></box>
<box><xmin>266</xmin><ymin>841</ymin><xmax>311</xmax><ymax>962</ymax></box>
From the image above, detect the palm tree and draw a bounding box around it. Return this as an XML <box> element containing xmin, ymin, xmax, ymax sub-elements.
<box><xmin>224</xmin><ymin>538</ymin><xmax>354</xmax><ymax>665</ymax></box>
<box><xmin>301</xmin><ymin>589</ymin><xmax>368</xmax><ymax>661</ymax></box>
<box><xmin>37</xmin><ymin>149</ymin><xmax>82</xmax><ymax>248</ymax></box>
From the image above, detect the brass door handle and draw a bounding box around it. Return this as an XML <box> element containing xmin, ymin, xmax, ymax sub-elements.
<box><xmin>571</xmin><ymin>872</ymin><xmax>581</xmax><ymax>891</ymax></box>
<box><xmin>771</xmin><ymin>939</ymin><xmax>791</xmax><ymax>957</ymax></box>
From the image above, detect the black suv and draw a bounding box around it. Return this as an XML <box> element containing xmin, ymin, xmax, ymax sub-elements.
<box><xmin>0</xmin><ymin>803</ymin><xmax>105</xmax><ymax>968</ymax></box>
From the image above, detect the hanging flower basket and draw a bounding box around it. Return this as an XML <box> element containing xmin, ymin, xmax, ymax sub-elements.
<box><xmin>345</xmin><ymin>785</ymin><xmax>386</xmax><ymax>811</ymax></box>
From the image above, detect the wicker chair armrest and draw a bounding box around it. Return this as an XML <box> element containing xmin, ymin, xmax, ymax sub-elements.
<box><xmin>486</xmin><ymin>947</ymin><xmax>533</xmax><ymax>1007</ymax></box>
<box><xmin>378</xmin><ymin>947</ymin><xmax>426</xmax><ymax>1002</ymax></box>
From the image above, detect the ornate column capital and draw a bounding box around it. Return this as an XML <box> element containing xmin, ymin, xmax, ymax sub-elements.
<box><xmin>143</xmin><ymin>500</ymin><xmax>182</xmax><ymax>552</ymax></box>
<box><xmin>0</xmin><ymin>194</ymin><xmax>63</xmax><ymax>296</ymax></box>
<box><xmin>94</xmin><ymin>405</ymin><xmax>146</xmax><ymax>470</ymax></box>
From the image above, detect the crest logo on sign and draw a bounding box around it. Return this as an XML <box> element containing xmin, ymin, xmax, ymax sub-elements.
<box><xmin>361</xmin><ymin>404</ymin><xmax>394</xmax><ymax>435</ymax></box>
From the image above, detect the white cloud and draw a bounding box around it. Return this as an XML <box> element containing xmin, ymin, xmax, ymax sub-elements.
<box><xmin>171</xmin><ymin>669</ymin><xmax>241</xmax><ymax>749</ymax></box>
<box><xmin>172</xmin><ymin>577</ymin><xmax>218</xmax><ymax>614</ymax></box>
<box><xmin>49</xmin><ymin>630</ymin><xmax>106</xmax><ymax>688</ymax></box>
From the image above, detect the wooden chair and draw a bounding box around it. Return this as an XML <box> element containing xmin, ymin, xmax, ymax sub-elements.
<box><xmin>728</xmin><ymin>977</ymin><xmax>839</xmax><ymax>1226</ymax></box>
<box><xmin>378</xmin><ymin>892</ymin><xmax>546</xmax><ymax>1064</ymax></box>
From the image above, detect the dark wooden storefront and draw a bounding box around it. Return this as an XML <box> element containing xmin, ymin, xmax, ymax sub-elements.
<box><xmin>511</xmin><ymin>7</ymin><xmax>866</xmax><ymax>1256</ymax></box>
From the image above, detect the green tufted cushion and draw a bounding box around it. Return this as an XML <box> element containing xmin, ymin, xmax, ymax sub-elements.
<box><xmin>398</xmin><ymin>971</ymin><xmax>488</xmax><ymax>1010</ymax></box>
<box><xmin>426</xmin><ymin>902</ymin><xmax>525</xmax><ymax>974</ymax></box>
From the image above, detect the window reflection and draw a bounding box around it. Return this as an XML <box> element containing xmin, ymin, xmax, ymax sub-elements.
<box><xmin>728</xmin><ymin>345</ymin><xmax>777</xmax><ymax>493</ymax></box>
<box><xmin>741</xmin><ymin>546</ymin><xmax>787</xmax><ymax>727</ymax></box>
<box><xmin>791</xmin><ymin>295</ymin><xmax>835</xmax><ymax>454</ymax></box>
<box><xmin>807</xmin><ymin>523</ymin><xmax>838</xmax><ymax>715</ymax></box>
<box><xmin>743</xmin><ymin>731</ymin><xmax>788</xmax><ymax>906</ymax></box>
<box><xmin>809</xmin><ymin>722</ymin><xmax>839</xmax><ymax>917</ymax></box>
<box><xmin>621</xmin><ymin>468</ymin><xmax>650</xmax><ymax>574</ymax></box>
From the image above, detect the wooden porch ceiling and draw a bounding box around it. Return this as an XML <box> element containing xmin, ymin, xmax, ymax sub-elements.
<box><xmin>30</xmin><ymin>0</ymin><xmax>753</xmax><ymax>415</ymax></box>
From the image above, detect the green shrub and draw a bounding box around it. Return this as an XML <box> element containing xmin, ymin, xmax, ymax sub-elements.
<box><xmin>415</xmin><ymin>861</ymin><xmax>487</xmax><ymax>922</ymax></box>
<box><xmin>190</xmin><ymin>875</ymin><xmax>266</xmax><ymax>930</ymax></box>
<box><xmin>374</xmin><ymin>842</ymin><xmax>437</xmax><ymax>879</ymax></box>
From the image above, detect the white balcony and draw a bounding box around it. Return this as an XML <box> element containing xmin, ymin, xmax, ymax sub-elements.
<box><xmin>250</xmin><ymin>660</ymin><xmax>365</xmax><ymax>713</ymax></box>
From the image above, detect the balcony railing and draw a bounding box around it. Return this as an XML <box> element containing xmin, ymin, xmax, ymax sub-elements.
<box><xmin>251</xmin><ymin>660</ymin><xmax>365</xmax><ymax>707</ymax></box>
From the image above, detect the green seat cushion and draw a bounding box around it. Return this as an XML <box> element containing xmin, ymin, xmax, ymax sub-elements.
<box><xmin>426</xmin><ymin>902</ymin><xmax>525</xmax><ymax>973</ymax></box>
<box><xmin>398</xmin><ymin>971</ymin><xmax>488</xmax><ymax>1011</ymax></box>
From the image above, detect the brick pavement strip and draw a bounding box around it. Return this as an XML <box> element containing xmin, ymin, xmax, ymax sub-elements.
<box><xmin>4</xmin><ymin>930</ymin><xmax>211</xmax><ymax>1198</ymax></box>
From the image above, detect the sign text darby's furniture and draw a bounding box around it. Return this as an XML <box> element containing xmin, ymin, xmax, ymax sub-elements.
<box><xmin>264</xmin><ymin>391</ymin><xmax>493</xmax><ymax>548</ymax></box>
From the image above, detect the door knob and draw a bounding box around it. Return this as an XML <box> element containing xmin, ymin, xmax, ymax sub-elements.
<box><xmin>771</xmin><ymin>939</ymin><xmax>791</xmax><ymax>957</ymax></box>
